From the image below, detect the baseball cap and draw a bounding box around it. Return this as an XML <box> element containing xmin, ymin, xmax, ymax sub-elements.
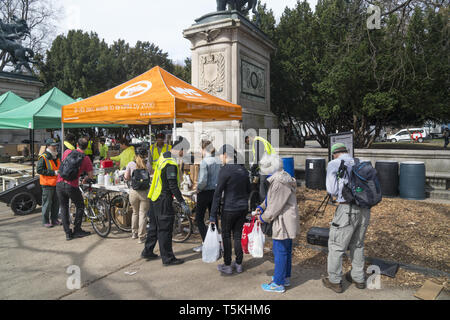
<box><xmin>45</xmin><ymin>138</ymin><xmax>59</xmax><ymax>146</ymax></box>
<box><xmin>331</xmin><ymin>143</ymin><xmax>347</xmax><ymax>155</ymax></box>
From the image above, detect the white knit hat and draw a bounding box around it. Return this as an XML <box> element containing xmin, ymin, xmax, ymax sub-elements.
<box><xmin>259</xmin><ymin>154</ymin><xmax>283</xmax><ymax>176</ymax></box>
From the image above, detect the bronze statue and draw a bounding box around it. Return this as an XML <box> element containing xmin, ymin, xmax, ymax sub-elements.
<box><xmin>0</xmin><ymin>16</ymin><xmax>35</xmax><ymax>73</ymax></box>
<box><xmin>216</xmin><ymin>0</ymin><xmax>261</xmax><ymax>26</ymax></box>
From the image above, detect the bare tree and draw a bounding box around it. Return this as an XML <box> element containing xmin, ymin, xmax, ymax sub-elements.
<box><xmin>0</xmin><ymin>0</ymin><xmax>62</xmax><ymax>71</ymax></box>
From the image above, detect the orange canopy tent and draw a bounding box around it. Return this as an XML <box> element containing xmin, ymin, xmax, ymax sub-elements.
<box><xmin>62</xmin><ymin>66</ymin><xmax>242</xmax><ymax>127</ymax></box>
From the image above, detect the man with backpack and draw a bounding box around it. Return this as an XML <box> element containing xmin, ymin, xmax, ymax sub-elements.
<box><xmin>322</xmin><ymin>143</ymin><xmax>380</xmax><ymax>293</ymax></box>
<box><xmin>56</xmin><ymin>137</ymin><xmax>94</xmax><ymax>241</ymax></box>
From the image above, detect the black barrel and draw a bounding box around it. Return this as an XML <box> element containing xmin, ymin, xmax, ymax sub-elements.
<box><xmin>305</xmin><ymin>158</ymin><xmax>326</xmax><ymax>190</ymax></box>
<box><xmin>375</xmin><ymin>160</ymin><xmax>399</xmax><ymax>197</ymax></box>
<box><xmin>399</xmin><ymin>161</ymin><xmax>426</xmax><ymax>200</ymax></box>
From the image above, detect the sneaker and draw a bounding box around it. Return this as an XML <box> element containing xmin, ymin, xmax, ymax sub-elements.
<box><xmin>52</xmin><ymin>220</ymin><xmax>62</xmax><ymax>226</ymax></box>
<box><xmin>231</xmin><ymin>261</ymin><xmax>243</xmax><ymax>273</ymax></box>
<box><xmin>217</xmin><ymin>264</ymin><xmax>233</xmax><ymax>275</ymax></box>
<box><xmin>322</xmin><ymin>277</ymin><xmax>343</xmax><ymax>293</ymax></box>
<box><xmin>192</xmin><ymin>245</ymin><xmax>203</xmax><ymax>253</ymax></box>
<box><xmin>271</xmin><ymin>276</ymin><xmax>290</xmax><ymax>287</ymax></box>
<box><xmin>131</xmin><ymin>233</ymin><xmax>138</xmax><ymax>239</ymax></box>
<box><xmin>66</xmin><ymin>232</ymin><xmax>73</xmax><ymax>241</ymax></box>
<box><xmin>261</xmin><ymin>282</ymin><xmax>285</xmax><ymax>293</ymax></box>
<box><xmin>72</xmin><ymin>229</ymin><xmax>91</xmax><ymax>238</ymax></box>
<box><xmin>345</xmin><ymin>272</ymin><xmax>366</xmax><ymax>289</ymax></box>
<box><xmin>138</xmin><ymin>238</ymin><xmax>146</xmax><ymax>244</ymax></box>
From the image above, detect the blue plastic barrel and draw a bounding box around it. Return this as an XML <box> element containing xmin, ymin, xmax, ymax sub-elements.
<box><xmin>282</xmin><ymin>157</ymin><xmax>295</xmax><ymax>178</ymax></box>
<box><xmin>399</xmin><ymin>161</ymin><xmax>426</xmax><ymax>200</ymax></box>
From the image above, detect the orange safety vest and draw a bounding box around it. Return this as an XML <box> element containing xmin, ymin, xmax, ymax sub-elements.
<box><xmin>39</xmin><ymin>154</ymin><xmax>61</xmax><ymax>187</ymax></box>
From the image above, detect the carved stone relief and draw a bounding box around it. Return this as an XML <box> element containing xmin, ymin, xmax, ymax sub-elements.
<box><xmin>241</xmin><ymin>60</ymin><xmax>265</xmax><ymax>99</ymax></box>
<box><xmin>199</xmin><ymin>52</ymin><xmax>226</xmax><ymax>98</ymax></box>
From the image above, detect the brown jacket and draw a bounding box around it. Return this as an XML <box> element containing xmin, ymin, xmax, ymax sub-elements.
<box><xmin>259</xmin><ymin>170</ymin><xmax>299</xmax><ymax>240</ymax></box>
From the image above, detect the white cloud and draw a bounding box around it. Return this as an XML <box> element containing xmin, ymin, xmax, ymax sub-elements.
<box><xmin>58</xmin><ymin>0</ymin><xmax>318</xmax><ymax>64</ymax></box>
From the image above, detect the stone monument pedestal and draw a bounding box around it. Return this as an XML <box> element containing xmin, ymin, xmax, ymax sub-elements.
<box><xmin>181</xmin><ymin>10</ymin><xmax>278</xmax><ymax>149</ymax></box>
<box><xmin>0</xmin><ymin>71</ymin><xmax>43</xmax><ymax>101</ymax></box>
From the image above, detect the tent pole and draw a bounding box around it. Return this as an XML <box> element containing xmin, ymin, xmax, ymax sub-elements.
<box><xmin>61</xmin><ymin>121</ymin><xmax>65</xmax><ymax>155</ymax></box>
<box><xmin>173</xmin><ymin>117</ymin><xmax>177</xmax><ymax>143</ymax></box>
<box><xmin>148</xmin><ymin>122</ymin><xmax>152</xmax><ymax>156</ymax></box>
<box><xmin>31</xmin><ymin>129</ymin><xmax>35</xmax><ymax>178</ymax></box>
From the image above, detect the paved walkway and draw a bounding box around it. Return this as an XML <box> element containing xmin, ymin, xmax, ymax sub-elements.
<box><xmin>0</xmin><ymin>203</ymin><xmax>443</xmax><ymax>300</ymax></box>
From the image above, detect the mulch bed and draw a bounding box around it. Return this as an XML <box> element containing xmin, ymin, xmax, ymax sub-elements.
<box><xmin>291</xmin><ymin>187</ymin><xmax>450</xmax><ymax>290</ymax></box>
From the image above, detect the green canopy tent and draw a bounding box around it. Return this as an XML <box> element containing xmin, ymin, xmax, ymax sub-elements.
<box><xmin>0</xmin><ymin>88</ymin><xmax>125</xmax><ymax>176</ymax></box>
<box><xmin>0</xmin><ymin>91</ymin><xmax>28</xmax><ymax>114</ymax></box>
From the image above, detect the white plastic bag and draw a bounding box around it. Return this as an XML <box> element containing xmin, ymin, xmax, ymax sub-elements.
<box><xmin>248</xmin><ymin>221</ymin><xmax>265</xmax><ymax>258</ymax></box>
<box><xmin>202</xmin><ymin>224</ymin><xmax>221</xmax><ymax>263</ymax></box>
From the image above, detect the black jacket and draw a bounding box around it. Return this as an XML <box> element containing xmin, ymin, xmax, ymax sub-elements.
<box><xmin>36</xmin><ymin>151</ymin><xmax>59</xmax><ymax>177</ymax></box>
<box><xmin>159</xmin><ymin>152</ymin><xmax>185</xmax><ymax>204</ymax></box>
<box><xmin>210</xmin><ymin>163</ymin><xmax>251</xmax><ymax>222</ymax></box>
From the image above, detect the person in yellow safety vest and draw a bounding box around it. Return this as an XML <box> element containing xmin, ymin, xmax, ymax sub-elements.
<box><xmin>150</xmin><ymin>133</ymin><xmax>172</xmax><ymax>171</ymax></box>
<box><xmin>111</xmin><ymin>138</ymin><xmax>135</xmax><ymax>170</ymax></box>
<box><xmin>84</xmin><ymin>135</ymin><xmax>96</xmax><ymax>163</ymax></box>
<box><xmin>99</xmin><ymin>137</ymin><xmax>109</xmax><ymax>160</ymax></box>
<box><xmin>141</xmin><ymin>137</ymin><xmax>190</xmax><ymax>266</ymax></box>
<box><xmin>37</xmin><ymin>138</ymin><xmax>61</xmax><ymax>228</ymax></box>
<box><xmin>245</xmin><ymin>135</ymin><xmax>276</xmax><ymax>202</ymax></box>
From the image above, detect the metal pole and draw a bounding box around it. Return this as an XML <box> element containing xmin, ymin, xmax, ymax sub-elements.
<box><xmin>31</xmin><ymin>129</ymin><xmax>35</xmax><ymax>178</ymax></box>
<box><xmin>61</xmin><ymin>121</ymin><xmax>65</xmax><ymax>154</ymax></box>
<box><xmin>173</xmin><ymin>117</ymin><xmax>177</xmax><ymax>143</ymax></box>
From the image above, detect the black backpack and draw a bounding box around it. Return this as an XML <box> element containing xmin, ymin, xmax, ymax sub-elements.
<box><xmin>131</xmin><ymin>168</ymin><xmax>151</xmax><ymax>190</ymax></box>
<box><xmin>59</xmin><ymin>150</ymin><xmax>86</xmax><ymax>181</ymax></box>
<box><xmin>339</xmin><ymin>159</ymin><xmax>382</xmax><ymax>209</ymax></box>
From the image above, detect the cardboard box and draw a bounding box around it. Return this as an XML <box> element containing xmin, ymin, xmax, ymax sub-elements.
<box><xmin>38</xmin><ymin>146</ymin><xmax>46</xmax><ymax>156</ymax></box>
<box><xmin>189</xmin><ymin>164</ymin><xmax>200</xmax><ymax>189</ymax></box>
<box><xmin>107</xmin><ymin>150</ymin><xmax>120</xmax><ymax>159</ymax></box>
<box><xmin>114</xmin><ymin>205</ymin><xmax>132</xmax><ymax>228</ymax></box>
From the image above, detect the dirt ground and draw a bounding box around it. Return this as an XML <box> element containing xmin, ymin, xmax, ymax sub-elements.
<box><xmin>291</xmin><ymin>187</ymin><xmax>450</xmax><ymax>290</ymax></box>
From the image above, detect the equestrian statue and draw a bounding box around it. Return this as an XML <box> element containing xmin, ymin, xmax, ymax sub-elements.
<box><xmin>216</xmin><ymin>0</ymin><xmax>261</xmax><ymax>26</ymax></box>
<box><xmin>0</xmin><ymin>15</ymin><xmax>35</xmax><ymax>74</ymax></box>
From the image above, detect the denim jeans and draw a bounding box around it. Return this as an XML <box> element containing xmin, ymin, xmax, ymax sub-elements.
<box><xmin>196</xmin><ymin>189</ymin><xmax>215</xmax><ymax>241</ymax></box>
<box><xmin>273</xmin><ymin>239</ymin><xmax>293</xmax><ymax>286</ymax></box>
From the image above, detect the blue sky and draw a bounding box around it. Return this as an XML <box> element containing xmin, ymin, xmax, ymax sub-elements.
<box><xmin>58</xmin><ymin>0</ymin><xmax>318</xmax><ymax>64</ymax></box>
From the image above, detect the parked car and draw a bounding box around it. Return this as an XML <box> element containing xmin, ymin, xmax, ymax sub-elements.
<box><xmin>387</xmin><ymin>128</ymin><xmax>427</xmax><ymax>143</ymax></box>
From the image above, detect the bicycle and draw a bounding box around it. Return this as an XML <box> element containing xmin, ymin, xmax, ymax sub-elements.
<box><xmin>248</xmin><ymin>168</ymin><xmax>261</xmax><ymax>213</ymax></box>
<box><xmin>69</xmin><ymin>180</ymin><xmax>111</xmax><ymax>238</ymax></box>
<box><xmin>172</xmin><ymin>197</ymin><xmax>194</xmax><ymax>243</ymax></box>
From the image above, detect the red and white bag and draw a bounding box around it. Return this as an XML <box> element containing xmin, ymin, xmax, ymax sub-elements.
<box><xmin>248</xmin><ymin>220</ymin><xmax>265</xmax><ymax>258</ymax></box>
<box><xmin>241</xmin><ymin>216</ymin><xmax>256</xmax><ymax>254</ymax></box>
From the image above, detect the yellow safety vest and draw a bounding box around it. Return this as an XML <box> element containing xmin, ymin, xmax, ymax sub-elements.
<box><xmin>147</xmin><ymin>155</ymin><xmax>179</xmax><ymax>202</ymax></box>
<box><xmin>85</xmin><ymin>140</ymin><xmax>93</xmax><ymax>155</ymax></box>
<box><xmin>252</xmin><ymin>136</ymin><xmax>274</xmax><ymax>163</ymax></box>
<box><xmin>150</xmin><ymin>143</ymin><xmax>172</xmax><ymax>169</ymax></box>
<box><xmin>64</xmin><ymin>141</ymin><xmax>75</xmax><ymax>151</ymax></box>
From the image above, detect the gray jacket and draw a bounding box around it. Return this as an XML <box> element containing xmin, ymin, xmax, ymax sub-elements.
<box><xmin>259</xmin><ymin>170</ymin><xmax>299</xmax><ymax>240</ymax></box>
<box><xmin>197</xmin><ymin>154</ymin><xmax>221</xmax><ymax>192</ymax></box>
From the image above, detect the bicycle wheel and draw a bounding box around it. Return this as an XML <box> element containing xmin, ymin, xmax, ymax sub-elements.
<box><xmin>89</xmin><ymin>199</ymin><xmax>111</xmax><ymax>238</ymax></box>
<box><xmin>172</xmin><ymin>202</ymin><xmax>193</xmax><ymax>243</ymax></box>
<box><xmin>110</xmin><ymin>195</ymin><xmax>132</xmax><ymax>232</ymax></box>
